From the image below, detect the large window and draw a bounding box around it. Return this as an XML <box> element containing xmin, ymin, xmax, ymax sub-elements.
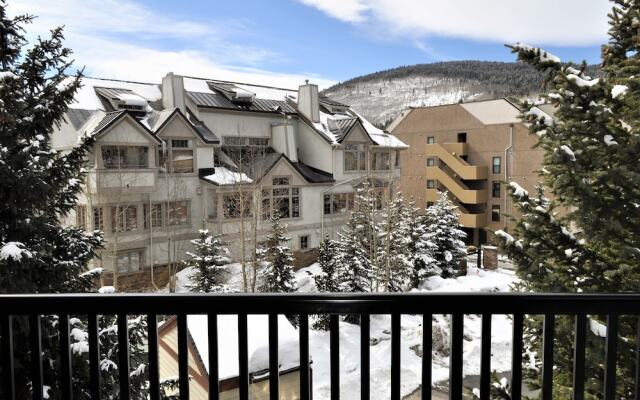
<box><xmin>323</xmin><ymin>192</ymin><xmax>355</xmax><ymax>215</ymax></box>
<box><xmin>116</xmin><ymin>249</ymin><xmax>143</xmax><ymax>274</ymax></box>
<box><xmin>370</xmin><ymin>151</ymin><xmax>390</xmax><ymax>171</ymax></box>
<box><xmin>223</xmin><ymin>193</ymin><xmax>253</xmax><ymax>219</ymax></box>
<box><xmin>93</xmin><ymin>207</ymin><xmax>104</xmax><ymax>230</ymax></box>
<box><xmin>111</xmin><ymin>205</ymin><xmax>138</xmax><ymax>233</ymax></box>
<box><xmin>344</xmin><ymin>144</ymin><xmax>366</xmax><ymax>171</ymax></box>
<box><xmin>159</xmin><ymin>139</ymin><xmax>194</xmax><ymax>173</ymax></box>
<box><xmin>492</xmin><ymin>204</ymin><xmax>501</xmax><ymax>222</ymax></box>
<box><xmin>144</xmin><ymin>203</ymin><xmax>163</xmax><ymax>229</ymax></box>
<box><xmin>102</xmin><ymin>146</ymin><xmax>148</xmax><ymax>169</ymax></box>
<box><xmin>262</xmin><ymin>177</ymin><xmax>300</xmax><ymax>220</ymax></box>
<box><xmin>223</xmin><ymin>136</ymin><xmax>269</xmax><ymax>147</ymax></box>
<box><xmin>492</xmin><ymin>156</ymin><xmax>501</xmax><ymax>174</ymax></box>
<box><xmin>76</xmin><ymin>205</ymin><xmax>86</xmax><ymax>229</ymax></box>
<box><xmin>168</xmin><ymin>201</ymin><xmax>189</xmax><ymax>226</ymax></box>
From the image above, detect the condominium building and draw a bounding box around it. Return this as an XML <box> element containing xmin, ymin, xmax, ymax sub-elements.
<box><xmin>53</xmin><ymin>73</ymin><xmax>407</xmax><ymax>281</ymax></box>
<box><xmin>390</xmin><ymin>99</ymin><xmax>553</xmax><ymax>245</ymax></box>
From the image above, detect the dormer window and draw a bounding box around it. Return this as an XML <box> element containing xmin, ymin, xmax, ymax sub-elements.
<box><xmin>344</xmin><ymin>144</ymin><xmax>366</xmax><ymax>171</ymax></box>
<box><xmin>158</xmin><ymin>139</ymin><xmax>194</xmax><ymax>173</ymax></box>
<box><xmin>101</xmin><ymin>145</ymin><xmax>148</xmax><ymax>169</ymax></box>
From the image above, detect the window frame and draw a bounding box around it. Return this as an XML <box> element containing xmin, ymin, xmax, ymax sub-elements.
<box><xmin>262</xmin><ymin>177</ymin><xmax>301</xmax><ymax>220</ymax></box>
<box><xmin>426</xmin><ymin>158</ymin><xmax>435</xmax><ymax>167</ymax></box>
<box><xmin>299</xmin><ymin>235</ymin><xmax>309</xmax><ymax>250</ymax></box>
<box><xmin>427</xmin><ymin>180</ymin><xmax>435</xmax><ymax>189</ymax></box>
<box><xmin>76</xmin><ymin>205</ymin><xmax>86</xmax><ymax>229</ymax></box>
<box><xmin>158</xmin><ymin>138</ymin><xmax>195</xmax><ymax>174</ymax></box>
<box><xmin>370</xmin><ymin>150</ymin><xmax>391</xmax><ymax>171</ymax></box>
<box><xmin>93</xmin><ymin>207</ymin><xmax>104</xmax><ymax>231</ymax></box>
<box><xmin>427</xmin><ymin>136</ymin><xmax>435</xmax><ymax>144</ymax></box>
<box><xmin>116</xmin><ymin>249</ymin><xmax>144</xmax><ymax>274</ymax></box>
<box><xmin>492</xmin><ymin>182</ymin><xmax>501</xmax><ymax>198</ymax></box>
<box><xmin>344</xmin><ymin>143</ymin><xmax>367</xmax><ymax>172</ymax></box>
<box><xmin>491</xmin><ymin>204</ymin><xmax>501</xmax><ymax>222</ymax></box>
<box><xmin>492</xmin><ymin>156</ymin><xmax>501</xmax><ymax>174</ymax></box>
<box><xmin>323</xmin><ymin>192</ymin><xmax>355</xmax><ymax>215</ymax></box>
<box><xmin>111</xmin><ymin>205</ymin><xmax>138</xmax><ymax>233</ymax></box>
<box><xmin>223</xmin><ymin>192</ymin><xmax>253</xmax><ymax>219</ymax></box>
<box><xmin>101</xmin><ymin>145</ymin><xmax>149</xmax><ymax>169</ymax></box>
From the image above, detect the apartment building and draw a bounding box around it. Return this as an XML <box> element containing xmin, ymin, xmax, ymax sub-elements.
<box><xmin>390</xmin><ymin>99</ymin><xmax>552</xmax><ymax>245</ymax></box>
<box><xmin>53</xmin><ymin>73</ymin><xmax>407</xmax><ymax>279</ymax></box>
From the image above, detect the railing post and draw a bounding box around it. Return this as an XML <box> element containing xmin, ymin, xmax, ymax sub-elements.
<box><xmin>635</xmin><ymin>318</ymin><xmax>640</xmax><ymax>400</ymax></box>
<box><xmin>1</xmin><ymin>314</ymin><xmax>15</xmax><ymax>400</ymax></box>
<box><xmin>238</xmin><ymin>314</ymin><xmax>249</xmax><ymax>400</ymax></box>
<box><xmin>361</xmin><ymin>314</ymin><xmax>370</xmax><ymax>400</ymax></box>
<box><xmin>147</xmin><ymin>314</ymin><xmax>160</xmax><ymax>400</ymax></box>
<box><xmin>59</xmin><ymin>314</ymin><xmax>73</xmax><ymax>400</ymax></box>
<box><xmin>208</xmin><ymin>314</ymin><xmax>219</xmax><ymax>400</ymax></box>
<box><xmin>268</xmin><ymin>314</ymin><xmax>279</xmax><ymax>400</ymax></box>
<box><xmin>177</xmin><ymin>314</ymin><xmax>190</xmax><ymax>400</ymax></box>
<box><xmin>330</xmin><ymin>314</ymin><xmax>340</xmax><ymax>400</ymax></box>
<box><xmin>479</xmin><ymin>313</ymin><xmax>491</xmax><ymax>400</ymax></box>
<box><xmin>117</xmin><ymin>313</ymin><xmax>130</xmax><ymax>400</ymax></box>
<box><xmin>573</xmin><ymin>314</ymin><xmax>586</xmax><ymax>400</ymax></box>
<box><xmin>604</xmin><ymin>314</ymin><xmax>618</xmax><ymax>400</ymax></box>
<box><xmin>541</xmin><ymin>313</ymin><xmax>555</xmax><ymax>400</ymax></box>
<box><xmin>30</xmin><ymin>314</ymin><xmax>43</xmax><ymax>400</ymax></box>
<box><xmin>422</xmin><ymin>314</ymin><xmax>432</xmax><ymax>400</ymax></box>
<box><xmin>88</xmin><ymin>313</ymin><xmax>101</xmax><ymax>400</ymax></box>
<box><xmin>511</xmin><ymin>313</ymin><xmax>523</xmax><ymax>400</ymax></box>
<box><xmin>391</xmin><ymin>313</ymin><xmax>401</xmax><ymax>400</ymax></box>
<box><xmin>449</xmin><ymin>314</ymin><xmax>463</xmax><ymax>400</ymax></box>
<box><xmin>299</xmin><ymin>314</ymin><xmax>310</xmax><ymax>400</ymax></box>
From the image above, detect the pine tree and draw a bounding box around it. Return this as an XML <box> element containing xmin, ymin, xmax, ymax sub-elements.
<box><xmin>184</xmin><ymin>229</ymin><xmax>233</xmax><ymax>293</ymax></box>
<box><xmin>405</xmin><ymin>200</ymin><xmax>436</xmax><ymax>289</ymax></box>
<box><xmin>259</xmin><ymin>213</ymin><xmax>297</xmax><ymax>293</ymax></box>
<box><xmin>351</xmin><ymin>179</ymin><xmax>380</xmax><ymax>287</ymax></box>
<box><xmin>337</xmin><ymin>211</ymin><xmax>373</xmax><ymax>294</ymax></box>
<box><xmin>498</xmin><ymin>2</ymin><xmax>640</xmax><ymax>395</ymax></box>
<box><xmin>423</xmin><ymin>192</ymin><xmax>467</xmax><ymax>278</ymax></box>
<box><xmin>376</xmin><ymin>191</ymin><xmax>412</xmax><ymax>292</ymax></box>
<box><xmin>313</xmin><ymin>235</ymin><xmax>341</xmax><ymax>330</ymax></box>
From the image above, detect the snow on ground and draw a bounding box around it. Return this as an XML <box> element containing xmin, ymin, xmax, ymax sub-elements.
<box><xmin>171</xmin><ymin>262</ymin><xmax>517</xmax><ymax>400</ymax></box>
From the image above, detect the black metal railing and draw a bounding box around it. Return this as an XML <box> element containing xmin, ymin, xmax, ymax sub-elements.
<box><xmin>2</xmin><ymin>293</ymin><xmax>640</xmax><ymax>400</ymax></box>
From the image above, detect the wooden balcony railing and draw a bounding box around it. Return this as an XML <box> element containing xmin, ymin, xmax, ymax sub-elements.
<box><xmin>1</xmin><ymin>293</ymin><xmax>640</xmax><ymax>400</ymax></box>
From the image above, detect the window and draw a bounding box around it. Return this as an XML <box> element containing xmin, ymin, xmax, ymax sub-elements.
<box><xmin>299</xmin><ymin>235</ymin><xmax>309</xmax><ymax>250</ymax></box>
<box><xmin>223</xmin><ymin>193</ymin><xmax>253</xmax><ymax>219</ymax></box>
<box><xmin>168</xmin><ymin>201</ymin><xmax>189</xmax><ymax>226</ymax></box>
<box><xmin>370</xmin><ymin>151</ymin><xmax>390</xmax><ymax>171</ymax></box>
<box><xmin>116</xmin><ymin>249</ymin><xmax>143</xmax><ymax>274</ymax></box>
<box><xmin>144</xmin><ymin>203</ymin><xmax>163</xmax><ymax>229</ymax></box>
<box><xmin>427</xmin><ymin>202</ymin><xmax>434</xmax><ymax>208</ymax></box>
<box><xmin>427</xmin><ymin>180</ymin><xmax>435</xmax><ymax>189</ymax></box>
<box><xmin>93</xmin><ymin>207</ymin><xmax>104</xmax><ymax>230</ymax></box>
<box><xmin>111</xmin><ymin>205</ymin><xmax>138</xmax><ymax>233</ymax></box>
<box><xmin>323</xmin><ymin>193</ymin><xmax>355</xmax><ymax>215</ymax></box>
<box><xmin>492</xmin><ymin>182</ymin><xmax>501</xmax><ymax>198</ymax></box>
<box><xmin>207</xmin><ymin>190</ymin><xmax>218</xmax><ymax>220</ymax></box>
<box><xmin>492</xmin><ymin>156</ymin><xmax>501</xmax><ymax>174</ymax></box>
<box><xmin>102</xmin><ymin>146</ymin><xmax>148</xmax><ymax>169</ymax></box>
<box><xmin>492</xmin><ymin>204</ymin><xmax>501</xmax><ymax>222</ymax></box>
<box><xmin>248</xmin><ymin>137</ymin><xmax>269</xmax><ymax>147</ymax></box>
<box><xmin>158</xmin><ymin>139</ymin><xmax>194</xmax><ymax>173</ymax></box>
<box><xmin>223</xmin><ymin>137</ymin><xmax>269</xmax><ymax>147</ymax></box>
<box><xmin>427</xmin><ymin>158</ymin><xmax>435</xmax><ymax>167</ymax></box>
<box><xmin>344</xmin><ymin>144</ymin><xmax>366</xmax><ymax>171</ymax></box>
<box><xmin>76</xmin><ymin>205</ymin><xmax>86</xmax><ymax>229</ymax></box>
<box><xmin>427</xmin><ymin>136</ymin><xmax>435</xmax><ymax>144</ymax></box>
<box><xmin>223</xmin><ymin>136</ymin><xmax>245</xmax><ymax>146</ymax></box>
<box><xmin>395</xmin><ymin>150</ymin><xmax>400</xmax><ymax>167</ymax></box>
<box><xmin>262</xmin><ymin>178</ymin><xmax>300</xmax><ymax>219</ymax></box>
<box><xmin>457</xmin><ymin>132</ymin><xmax>467</xmax><ymax>143</ymax></box>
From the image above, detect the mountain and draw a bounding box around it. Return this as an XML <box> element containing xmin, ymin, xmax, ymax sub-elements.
<box><xmin>322</xmin><ymin>61</ymin><xmax>598</xmax><ymax>129</ymax></box>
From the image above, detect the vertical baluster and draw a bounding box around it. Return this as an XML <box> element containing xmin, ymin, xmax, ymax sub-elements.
<box><xmin>177</xmin><ymin>314</ymin><xmax>189</xmax><ymax>400</ymax></box>
<box><xmin>511</xmin><ymin>313</ymin><xmax>523</xmax><ymax>400</ymax></box>
<box><xmin>147</xmin><ymin>314</ymin><xmax>160</xmax><ymax>400</ymax></box>
<box><xmin>604</xmin><ymin>314</ymin><xmax>618</xmax><ymax>400</ymax></box>
<box><xmin>422</xmin><ymin>314</ymin><xmax>432</xmax><ymax>400</ymax></box>
<box><xmin>238</xmin><ymin>314</ymin><xmax>249</xmax><ymax>400</ymax></box>
<box><xmin>635</xmin><ymin>317</ymin><xmax>640</xmax><ymax>400</ymax></box>
<box><xmin>117</xmin><ymin>313</ymin><xmax>130</xmax><ymax>400</ymax></box>
<box><xmin>391</xmin><ymin>313</ymin><xmax>401</xmax><ymax>400</ymax></box>
<box><xmin>269</xmin><ymin>314</ymin><xmax>279</xmax><ymax>400</ymax></box>
<box><xmin>1</xmin><ymin>314</ymin><xmax>15</xmax><ymax>400</ymax></box>
<box><xmin>208</xmin><ymin>314</ymin><xmax>219</xmax><ymax>400</ymax></box>
<box><xmin>59</xmin><ymin>314</ymin><xmax>73</xmax><ymax>400</ymax></box>
<box><xmin>479</xmin><ymin>313</ymin><xmax>491</xmax><ymax>400</ymax></box>
<box><xmin>88</xmin><ymin>313</ymin><xmax>101</xmax><ymax>400</ymax></box>
<box><xmin>330</xmin><ymin>314</ymin><xmax>340</xmax><ymax>400</ymax></box>
<box><xmin>541</xmin><ymin>313</ymin><xmax>555</xmax><ymax>400</ymax></box>
<box><xmin>573</xmin><ymin>314</ymin><xmax>586</xmax><ymax>400</ymax></box>
<box><xmin>299</xmin><ymin>314</ymin><xmax>310</xmax><ymax>400</ymax></box>
<box><xmin>30</xmin><ymin>314</ymin><xmax>43</xmax><ymax>400</ymax></box>
<box><xmin>361</xmin><ymin>314</ymin><xmax>370</xmax><ymax>400</ymax></box>
<box><xmin>449</xmin><ymin>314</ymin><xmax>463</xmax><ymax>400</ymax></box>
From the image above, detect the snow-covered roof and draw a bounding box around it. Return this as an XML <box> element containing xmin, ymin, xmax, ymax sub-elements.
<box><xmin>202</xmin><ymin>167</ymin><xmax>253</xmax><ymax>186</ymax></box>
<box><xmin>68</xmin><ymin>77</ymin><xmax>161</xmax><ymax>111</ymax></box>
<box><xmin>460</xmin><ymin>99</ymin><xmax>521</xmax><ymax>125</ymax></box>
<box><xmin>187</xmin><ymin>314</ymin><xmax>300</xmax><ymax>379</ymax></box>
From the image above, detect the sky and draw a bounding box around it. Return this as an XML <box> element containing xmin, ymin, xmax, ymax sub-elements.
<box><xmin>8</xmin><ymin>0</ymin><xmax>611</xmax><ymax>88</ymax></box>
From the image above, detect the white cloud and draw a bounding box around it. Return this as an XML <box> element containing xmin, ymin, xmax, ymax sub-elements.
<box><xmin>299</xmin><ymin>0</ymin><xmax>611</xmax><ymax>46</ymax></box>
<box><xmin>7</xmin><ymin>0</ymin><xmax>334</xmax><ymax>88</ymax></box>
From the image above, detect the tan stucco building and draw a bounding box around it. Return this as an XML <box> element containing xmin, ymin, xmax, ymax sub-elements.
<box><xmin>390</xmin><ymin>99</ymin><xmax>552</xmax><ymax>245</ymax></box>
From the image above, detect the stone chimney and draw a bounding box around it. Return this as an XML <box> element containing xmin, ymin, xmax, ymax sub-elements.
<box><xmin>297</xmin><ymin>80</ymin><xmax>320</xmax><ymax>123</ymax></box>
<box><xmin>161</xmin><ymin>72</ymin><xmax>185</xmax><ymax>112</ymax></box>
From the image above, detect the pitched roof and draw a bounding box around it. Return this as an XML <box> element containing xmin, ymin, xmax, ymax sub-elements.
<box><xmin>319</xmin><ymin>95</ymin><xmax>349</xmax><ymax>108</ymax></box>
<box><xmin>66</xmin><ymin>108</ymin><xmax>96</xmax><ymax>130</ymax></box>
<box><xmin>86</xmin><ymin>110</ymin><xmax>162</xmax><ymax>143</ymax></box>
<box><xmin>144</xmin><ymin>108</ymin><xmax>220</xmax><ymax>144</ymax></box>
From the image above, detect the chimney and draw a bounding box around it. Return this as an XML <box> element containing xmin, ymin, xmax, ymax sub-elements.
<box><xmin>161</xmin><ymin>72</ymin><xmax>185</xmax><ymax>112</ymax></box>
<box><xmin>297</xmin><ymin>81</ymin><xmax>320</xmax><ymax>123</ymax></box>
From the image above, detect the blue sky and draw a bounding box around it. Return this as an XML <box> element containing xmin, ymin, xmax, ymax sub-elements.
<box><xmin>10</xmin><ymin>0</ymin><xmax>610</xmax><ymax>87</ymax></box>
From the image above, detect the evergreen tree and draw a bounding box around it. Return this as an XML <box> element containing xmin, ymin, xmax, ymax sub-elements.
<box><xmin>313</xmin><ymin>235</ymin><xmax>341</xmax><ymax>330</ymax></box>
<box><xmin>351</xmin><ymin>179</ymin><xmax>380</xmax><ymax>287</ymax></box>
<box><xmin>376</xmin><ymin>191</ymin><xmax>412</xmax><ymax>292</ymax></box>
<box><xmin>405</xmin><ymin>200</ymin><xmax>436</xmax><ymax>289</ymax></box>
<box><xmin>423</xmin><ymin>192</ymin><xmax>467</xmax><ymax>278</ymax></box>
<box><xmin>498</xmin><ymin>2</ymin><xmax>640</xmax><ymax>395</ymax></box>
<box><xmin>259</xmin><ymin>213</ymin><xmax>297</xmax><ymax>293</ymax></box>
<box><xmin>337</xmin><ymin>211</ymin><xmax>373</xmax><ymax>294</ymax></box>
<box><xmin>184</xmin><ymin>229</ymin><xmax>232</xmax><ymax>293</ymax></box>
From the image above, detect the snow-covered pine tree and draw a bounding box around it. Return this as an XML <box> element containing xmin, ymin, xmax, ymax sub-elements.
<box><xmin>185</xmin><ymin>229</ymin><xmax>233</xmax><ymax>293</ymax></box>
<box><xmin>405</xmin><ymin>199</ymin><xmax>436</xmax><ymax>289</ymax></box>
<box><xmin>259</xmin><ymin>213</ymin><xmax>297</xmax><ymax>293</ymax></box>
<box><xmin>351</xmin><ymin>178</ymin><xmax>380</xmax><ymax>288</ymax></box>
<box><xmin>313</xmin><ymin>235</ymin><xmax>341</xmax><ymax>330</ymax></box>
<box><xmin>498</xmin><ymin>2</ymin><xmax>640</xmax><ymax>395</ymax></box>
<box><xmin>376</xmin><ymin>191</ymin><xmax>412</xmax><ymax>292</ymax></box>
<box><xmin>423</xmin><ymin>191</ymin><xmax>467</xmax><ymax>278</ymax></box>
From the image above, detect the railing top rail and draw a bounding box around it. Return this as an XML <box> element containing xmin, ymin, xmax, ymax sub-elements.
<box><xmin>2</xmin><ymin>292</ymin><xmax>640</xmax><ymax>315</ymax></box>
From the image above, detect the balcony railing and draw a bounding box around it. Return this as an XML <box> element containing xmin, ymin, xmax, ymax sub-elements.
<box><xmin>2</xmin><ymin>293</ymin><xmax>640</xmax><ymax>400</ymax></box>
